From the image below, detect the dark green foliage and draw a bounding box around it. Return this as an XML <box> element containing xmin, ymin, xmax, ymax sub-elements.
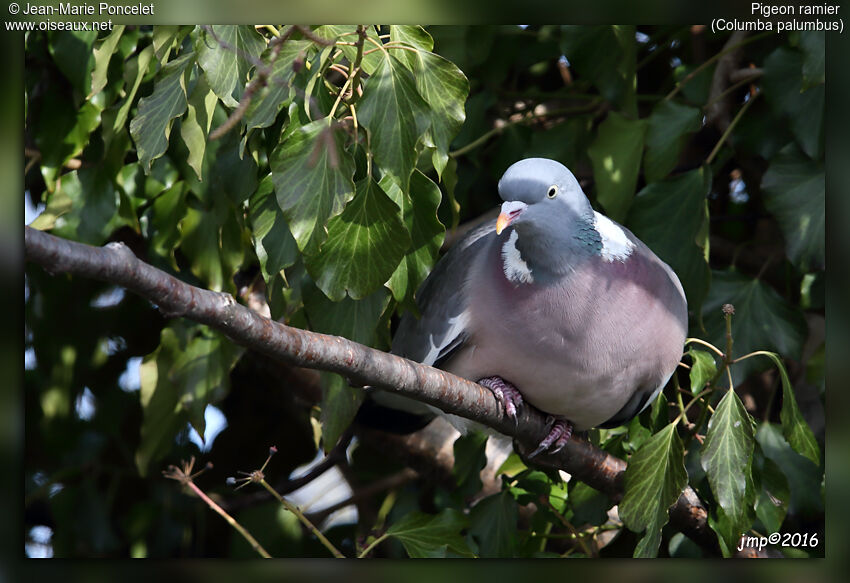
<box><xmin>25</xmin><ymin>25</ymin><xmax>823</xmax><ymax>558</ymax></box>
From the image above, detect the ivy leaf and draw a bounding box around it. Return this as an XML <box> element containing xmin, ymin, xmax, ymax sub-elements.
<box><xmin>700</xmin><ymin>388</ymin><xmax>756</xmax><ymax>552</ymax></box>
<box><xmin>762</xmin><ymin>46</ymin><xmax>824</xmax><ymax>159</ymax></box>
<box><xmin>195</xmin><ymin>25</ymin><xmax>266</xmax><ymax>108</ymax></box>
<box><xmin>688</xmin><ymin>348</ymin><xmax>717</xmax><ymax>394</ymax></box>
<box><xmin>34</xmin><ymin>91</ymin><xmax>102</xmax><ymax>190</ymax></box>
<box><xmin>620</xmin><ymin>422</ymin><xmax>687</xmax><ymax>558</ymax></box>
<box><xmin>306</xmin><ymin>178</ymin><xmax>410</xmax><ymax>301</ymax></box>
<box><xmin>469</xmin><ymin>491</ymin><xmax>519</xmax><ymax>558</ymax></box>
<box><xmin>113</xmin><ymin>44</ymin><xmax>154</xmax><ymax>136</ymax></box>
<box><xmin>180</xmin><ymin>74</ymin><xmax>217</xmax><ymax>181</ymax></box>
<box><xmin>129</xmin><ymin>52</ymin><xmax>194</xmax><ymax>173</ymax></box>
<box><xmin>89</xmin><ymin>25</ymin><xmax>126</xmax><ymax>99</ymax></box>
<box><xmin>560</xmin><ymin>25</ymin><xmax>637</xmax><ymax>115</ymax></box>
<box><xmin>588</xmin><ymin>111</ymin><xmax>647</xmax><ymax>222</ymax></box>
<box><xmin>136</xmin><ymin>323</ymin><xmax>242</xmax><ymax>475</ymax></box>
<box><xmin>386</xmin><ymin>509</ymin><xmax>474</xmax><ymax>558</ymax></box>
<box><xmin>389</xmin><ymin>25</ymin><xmax>434</xmax><ymax>67</ymax></box>
<box><xmin>757</xmin><ymin>351</ymin><xmax>820</xmax><ymax>465</ymax></box>
<box><xmin>45</xmin><ymin>168</ymin><xmax>132</xmax><ymax>245</ymax></box>
<box><xmin>409</xmin><ymin>50</ymin><xmax>469</xmax><ymax>178</ymax></box>
<box><xmin>270</xmin><ymin>118</ymin><xmax>356</xmax><ymax>256</ymax></box>
<box><xmin>179</xmin><ymin>203</ymin><xmax>244</xmax><ymax>293</ymax></box>
<box><xmin>753</xmin><ymin>447</ymin><xmax>790</xmax><ymax>533</ymax></box>
<box><xmin>452</xmin><ymin>431</ymin><xmax>488</xmax><ymax>500</ymax></box>
<box><xmin>757</xmin><ymin>423</ymin><xmax>822</xmax><ymax>517</ymax></box>
<box><xmin>303</xmin><ymin>284</ymin><xmax>389</xmax><ymax>450</ymax></box>
<box><xmin>627</xmin><ymin>167</ymin><xmax>711</xmax><ymax>310</ymax></box>
<box><xmin>382</xmin><ymin>171</ymin><xmax>446</xmax><ymax>310</ymax></box>
<box><xmin>798</xmin><ymin>31</ymin><xmax>825</xmax><ymax>91</ymax></box>
<box><xmin>358</xmin><ymin>51</ymin><xmax>431</xmax><ymax>192</ymax></box>
<box><xmin>248</xmin><ymin>175</ymin><xmax>298</xmax><ymax>284</ymax></box>
<box><xmin>244</xmin><ymin>40</ymin><xmax>314</xmax><ymax>131</ymax></box>
<box><xmin>761</xmin><ymin>144</ymin><xmax>824</xmax><ymax>272</ymax></box>
<box><xmin>644</xmin><ymin>100</ymin><xmax>702</xmax><ymax>182</ymax></box>
<box><xmin>702</xmin><ymin>270</ymin><xmax>806</xmax><ymax>387</ymax></box>
<box><xmin>48</xmin><ymin>30</ymin><xmax>97</xmax><ymax>95</ymax></box>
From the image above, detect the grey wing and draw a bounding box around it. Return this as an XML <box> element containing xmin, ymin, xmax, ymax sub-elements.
<box><xmin>391</xmin><ymin>220</ymin><xmax>496</xmax><ymax>367</ymax></box>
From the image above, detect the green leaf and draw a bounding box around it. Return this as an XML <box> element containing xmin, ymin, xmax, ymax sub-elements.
<box><xmin>620</xmin><ymin>422</ymin><xmax>687</xmax><ymax>558</ymax></box>
<box><xmin>244</xmin><ymin>40</ymin><xmax>314</xmax><ymax>131</ymax></box>
<box><xmin>248</xmin><ymin>175</ymin><xmax>298</xmax><ymax>284</ymax></box>
<box><xmin>318</xmin><ymin>372</ymin><xmax>363</xmax><ymax>452</ymax></box>
<box><xmin>798</xmin><ymin>31</ymin><xmax>825</xmax><ymax>90</ymax></box>
<box><xmin>48</xmin><ymin>30</ymin><xmax>97</xmax><ymax>95</ymax></box>
<box><xmin>45</xmin><ymin>168</ymin><xmax>132</xmax><ymax>245</ymax></box>
<box><xmin>180</xmin><ymin>74</ymin><xmax>217</xmax><ymax>181</ymax></box>
<box><xmin>195</xmin><ymin>25</ymin><xmax>266</xmax><ymax>108</ymax></box>
<box><xmin>761</xmin><ymin>144</ymin><xmax>824</xmax><ymax>272</ymax></box>
<box><xmin>152</xmin><ymin>25</ymin><xmax>191</xmax><ymax>64</ymax></box>
<box><xmin>702</xmin><ymin>270</ymin><xmax>806</xmax><ymax>387</ymax></box>
<box><xmin>147</xmin><ymin>181</ymin><xmax>187</xmax><ymax>268</ymax></box>
<box><xmin>387</xmin><ymin>25</ymin><xmax>469</xmax><ymax>179</ymax></box>
<box><xmin>303</xmin><ymin>283</ymin><xmax>389</xmax><ymax>347</ymax></box>
<box><xmin>179</xmin><ymin>202</ymin><xmax>244</xmax><ymax>293</ymax></box>
<box><xmin>33</xmin><ymin>87</ymin><xmax>102</xmax><ymax>189</ymax></box>
<box><xmin>757</xmin><ymin>422</ymin><xmax>822</xmax><ymax>517</ymax></box>
<box><xmin>762</xmin><ymin>46</ymin><xmax>824</xmax><ymax>159</ymax></box>
<box><xmin>271</xmin><ymin>118</ymin><xmax>356</xmax><ymax>256</ymax></box>
<box><xmin>386</xmin><ymin>509</ymin><xmax>474</xmax><ymax>558</ymax></box>
<box><xmin>627</xmin><ymin>167</ymin><xmax>710</xmax><ymax>310</ymax></box>
<box><xmin>644</xmin><ymin>100</ymin><xmax>702</xmax><ymax>182</ymax></box>
<box><xmin>305</xmin><ymin>178</ymin><xmax>410</xmax><ymax>301</ymax></box>
<box><xmin>452</xmin><ymin>431</ymin><xmax>488</xmax><ymax>499</ymax></box>
<box><xmin>389</xmin><ymin>25</ymin><xmax>434</xmax><ymax>68</ymax></box>
<box><xmin>469</xmin><ymin>491</ymin><xmax>519</xmax><ymax>558</ymax></box>
<box><xmin>129</xmin><ymin>52</ymin><xmax>194</xmax><ymax>173</ymax></box>
<box><xmin>301</xmin><ymin>283</ymin><xmax>389</xmax><ymax>449</ymax></box>
<box><xmin>409</xmin><ymin>50</ymin><xmax>469</xmax><ymax>178</ymax></box>
<box><xmin>136</xmin><ymin>323</ymin><xmax>242</xmax><ymax>475</ymax></box>
<box><xmin>688</xmin><ymin>348</ymin><xmax>717</xmax><ymax>394</ymax></box>
<box><xmin>89</xmin><ymin>25</ymin><xmax>126</xmax><ymax>99</ymax></box>
<box><xmin>756</xmin><ymin>351</ymin><xmax>820</xmax><ymax>465</ymax></box>
<box><xmin>560</xmin><ymin>25</ymin><xmax>637</xmax><ymax>115</ymax></box>
<box><xmin>113</xmin><ymin>45</ymin><xmax>154</xmax><ymax>136</ymax></box>
<box><xmin>357</xmin><ymin>52</ymin><xmax>431</xmax><ymax>191</ymax></box>
<box><xmin>588</xmin><ymin>111</ymin><xmax>647</xmax><ymax>222</ymax></box>
<box><xmin>700</xmin><ymin>389</ymin><xmax>756</xmax><ymax>551</ymax></box>
<box><xmin>382</xmin><ymin>171</ymin><xmax>445</xmax><ymax>309</ymax></box>
<box><xmin>753</xmin><ymin>447</ymin><xmax>790</xmax><ymax>533</ymax></box>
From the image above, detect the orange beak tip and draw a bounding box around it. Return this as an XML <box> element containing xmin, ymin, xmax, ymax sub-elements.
<box><xmin>496</xmin><ymin>214</ymin><xmax>509</xmax><ymax>235</ymax></box>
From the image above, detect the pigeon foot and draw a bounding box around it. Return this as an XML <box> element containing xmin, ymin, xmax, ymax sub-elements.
<box><xmin>529</xmin><ymin>417</ymin><xmax>573</xmax><ymax>458</ymax></box>
<box><xmin>478</xmin><ymin>376</ymin><xmax>523</xmax><ymax>422</ymax></box>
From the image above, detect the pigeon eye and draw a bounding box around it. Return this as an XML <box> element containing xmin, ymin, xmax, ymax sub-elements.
<box><xmin>547</xmin><ymin>185</ymin><xmax>558</xmax><ymax>198</ymax></box>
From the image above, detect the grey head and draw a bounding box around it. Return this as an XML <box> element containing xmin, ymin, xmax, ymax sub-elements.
<box><xmin>496</xmin><ymin>158</ymin><xmax>600</xmax><ymax>275</ymax></box>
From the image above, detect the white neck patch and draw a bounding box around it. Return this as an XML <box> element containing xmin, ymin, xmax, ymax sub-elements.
<box><xmin>593</xmin><ymin>212</ymin><xmax>635</xmax><ymax>262</ymax></box>
<box><xmin>501</xmin><ymin>230</ymin><xmax>534</xmax><ymax>284</ymax></box>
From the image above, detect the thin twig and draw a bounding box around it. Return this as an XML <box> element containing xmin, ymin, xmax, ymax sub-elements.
<box><xmin>259</xmin><ymin>479</ymin><xmax>346</xmax><ymax>558</ymax></box>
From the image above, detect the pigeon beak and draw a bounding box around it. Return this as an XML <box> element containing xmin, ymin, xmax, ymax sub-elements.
<box><xmin>496</xmin><ymin>201</ymin><xmax>528</xmax><ymax>235</ymax></box>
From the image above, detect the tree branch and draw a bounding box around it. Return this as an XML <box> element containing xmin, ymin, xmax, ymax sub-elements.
<box><xmin>24</xmin><ymin>226</ymin><xmax>717</xmax><ymax>553</ymax></box>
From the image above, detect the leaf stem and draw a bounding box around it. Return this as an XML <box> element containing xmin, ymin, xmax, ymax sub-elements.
<box><xmin>259</xmin><ymin>479</ymin><xmax>345</xmax><ymax>558</ymax></box>
<box><xmin>358</xmin><ymin>533</ymin><xmax>389</xmax><ymax>558</ymax></box>
<box><xmin>685</xmin><ymin>337</ymin><xmax>724</xmax><ymax>357</ymax></box>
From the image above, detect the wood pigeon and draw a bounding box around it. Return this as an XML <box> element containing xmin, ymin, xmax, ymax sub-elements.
<box><xmin>390</xmin><ymin>158</ymin><xmax>688</xmax><ymax>456</ymax></box>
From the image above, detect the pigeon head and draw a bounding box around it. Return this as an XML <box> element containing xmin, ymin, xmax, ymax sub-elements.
<box><xmin>496</xmin><ymin>158</ymin><xmax>594</xmax><ymax>237</ymax></box>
